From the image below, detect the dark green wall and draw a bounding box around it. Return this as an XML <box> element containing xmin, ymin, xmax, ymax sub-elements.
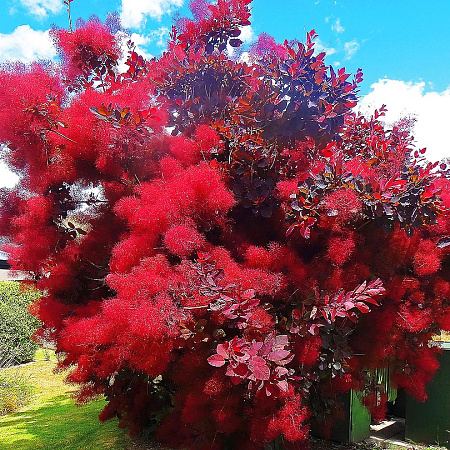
<box><xmin>405</xmin><ymin>343</ymin><xmax>450</xmax><ymax>448</ymax></box>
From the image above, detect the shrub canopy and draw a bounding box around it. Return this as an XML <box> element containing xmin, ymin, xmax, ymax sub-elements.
<box><xmin>0</xmin><ymin>281</ymin><xmax>40</xmax><ymax>365</ymax></box>
<box><xmin>0</xmin><ymin>1</ymin><xmax>449</xmax><ymax>448</ymax></box>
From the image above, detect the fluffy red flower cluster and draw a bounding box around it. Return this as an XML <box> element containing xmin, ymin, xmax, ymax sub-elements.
<box><xmin>0</xmin><ymin>1</ymin><xmax>449</xmax><ymax>448</ymax></box>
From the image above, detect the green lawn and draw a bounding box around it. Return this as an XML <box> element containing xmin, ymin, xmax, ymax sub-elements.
<box><xmin>0</xmin><ymin>350</ymin><xmax>132</xmax><ymax>450</ymax></box>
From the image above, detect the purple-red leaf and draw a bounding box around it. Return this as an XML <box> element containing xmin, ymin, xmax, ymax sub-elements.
<box><xmin>250</xmin><ymin>358</ymin><xmax>270</xmax><ymax>380</ymax></box>
<box><xmin>241</xmin><ymin>289</ymin><xmax>255</xmax><ymax>299</ymax></box>
<box><xmin>208</xmin><ymin>354</ymin><xmax>226</xmax><ymax>367</ymax></box>
<box><xmin>355</xmin><ymin>302</ymin><xmax>370</xmax><ymax>313</ymax></box>
<box><xmin>216</xmin><ymin>343</ymin><xmax>229</xmax><ymax>358</ymax></box>
<box><xmin>268</xmin><ymin>349</ymin><xmax>291</xmax><ymax>362</ymax></box>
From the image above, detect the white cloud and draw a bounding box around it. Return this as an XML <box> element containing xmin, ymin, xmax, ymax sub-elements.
<box><xmin>239</xmin><ymin>51</ymin><xmax>250</xmax><ymax>64</ymax></box>
<box><xmin>129</xmin><ymin>32</ymin><xmax>154</xmax><ymax>59</ymax></box>
<box><xmin>120</xmin><ymin>0</ymin><xmax>184</xmax><ymax>29</ymax></box>
<box><xmin>358</xmin><ymin>79</ymin><xmax>450</xmax><ymax>162</ymax></box>
<box><xmin>116</xmin><ymin>30</ymin><xmax>154</xmax><ymax>73</ymax></box>
<box><xmin>0</xmin><ymin>162</ymin><xmax>19</xmax><ymax>188</ymax></box>
<box><xmin>116</xmin><ymin>26</ymin><xmax>173</xmax><ymax>71</ymax></box>
<box><xmin>331</xmin><ymin>18</ymin><xmax>345</xmax><ymax>33</ymax></box>
<box><xmin>313</xmin><ymin>38</ymin><xmax>336</xmax><ymax>56</ymax></box>
<box><xmin>0</xmin><ymin>25</ymin><xmax>56</xmax><ymax>63</ymax></box>
<box><xmin>239</xmin><ymin>25</ymin><xmax>255</xmax><ymax>45</ymax></box>
<box><xmin>227</xmin><ymin>25</ymin><xmax>255</xmax><ymax>58</ymax></box>
<box><xmin>344</xmin><ymin>40</ymin><xmax>359</xmax><ymax>60</ymax></box>
<box><xmin>19</xmin><ymin>0</ymin><xmax>63</xmax><ymax>18</ymax></box>
<box><xmin>0</xmin><ymin>145</ymin><xmax>19</xmax><ymax>189</ymax></box>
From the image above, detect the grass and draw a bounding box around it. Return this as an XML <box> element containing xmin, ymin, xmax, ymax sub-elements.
<box><xmin>0</xmin><ymin>370</ymin><xmax>35</xmax><ymax>416</ymax></box>
<box><xmin>0</xmin><ymin>349</ymin><xmax>132</xmax><ymax>450</ymax></box>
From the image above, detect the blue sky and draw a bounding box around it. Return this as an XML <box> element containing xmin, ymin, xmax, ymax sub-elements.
<box><xmin>0</xmin><ymin>0</ymin><xmax>449</xmax><ymax>186</ymax></box>
<box><xmin>1</xmin><ymin>0</ymin><xmax>449</xmax><ymax>94</ymax></box>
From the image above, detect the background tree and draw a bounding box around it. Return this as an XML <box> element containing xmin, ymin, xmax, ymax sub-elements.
<box><xmin>0</xmin><ymin>1</ymin><xmax>449</xmax><ymax>448</ymax></box>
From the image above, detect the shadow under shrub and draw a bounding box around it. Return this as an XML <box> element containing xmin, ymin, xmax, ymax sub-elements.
<box><xmin>0</xmin><ymin>281</ymin><xmax>40</xmax><ymax>366</ymax></box>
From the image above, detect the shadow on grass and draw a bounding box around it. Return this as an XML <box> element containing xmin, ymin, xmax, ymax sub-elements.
<box><xmin>0</xmin><ymin>395</ymin><xmax>131</xmax><ymax>450</ymax></box>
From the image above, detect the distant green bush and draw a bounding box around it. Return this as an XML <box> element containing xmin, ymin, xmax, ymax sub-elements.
<box><xmin>0</xmin><ymin>370</ymin><xmax>35</xmax><ymax>415</ymax></box>
<box><xmin>0</xmin><ymin>281</ymin><xmax>40</xmax><ymax>365</ymax></box>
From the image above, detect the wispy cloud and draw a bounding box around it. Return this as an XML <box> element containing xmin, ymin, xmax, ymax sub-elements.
<box><xmin>313</xmin><ymin>37</ymin><xmax>336</xmax><ymax>56</ymax></box>
<box><xmin>120</xmin><ymin>0</ymin><xmax>184</xmax><ymax>29</ymax></box>
<box><xmin>149</xmin><ymin>27</ymin><xmax>170</xmax><ymax>47</ymax></box>
<box><xmin>344</xmin><ymin>40</ymin><xmax>359</xmax><ymax>59</ymax></box>
<box><xmin>331</xmin><ymin>18</ymin><xmax>345</xmax><ymax>33</ymax></box>
<box><xmin>0</xmin><ymin>25</ymin><xmax>56</xmax><ymax>63</ymax></box>
<box><xmin>19</xmin><ymin>0</ymin><xmax>63</xmax><ymax>18</ymax></box>
<box><xmin>358</xmin><ymin>79</ymin><xmax>450</xmax><ymax>162</ymax></box>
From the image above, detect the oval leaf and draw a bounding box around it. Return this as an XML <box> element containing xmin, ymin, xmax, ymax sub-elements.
<box><xmin>207</xmin><ymin>354</ymin><xmax>226</xmax><ymax>367</ymax></box>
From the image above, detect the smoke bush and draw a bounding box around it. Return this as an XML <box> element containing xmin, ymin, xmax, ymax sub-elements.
<box><xmin>0</xmin><ymin>1</ymin><xmax>449</xmax><ymax>448</ymax></box>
